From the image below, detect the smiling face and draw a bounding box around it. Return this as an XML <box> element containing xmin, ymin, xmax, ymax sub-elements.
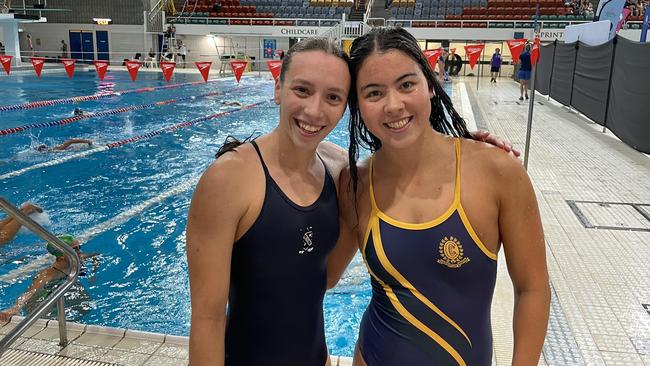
<box><xmin>356</xmin><ymin>49</ymin><xmax>434</xmax><ymax>150</ymax></box>
<box><xmin>274</xmin><ymin>50</ymin><xmax>350</xmax><ymax>149</ymax></box>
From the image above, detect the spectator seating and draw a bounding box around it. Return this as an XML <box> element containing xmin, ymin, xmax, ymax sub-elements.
<box><xmin>169</xmin><ymin>0</ymin><xmax>352</xmax><ymax>22</ymax></box>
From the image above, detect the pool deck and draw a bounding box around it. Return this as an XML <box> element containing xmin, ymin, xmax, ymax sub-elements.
<box><xmin>1</xmin><ymin>75</ymin><xmax>650</xmax><ymax>365</ymax></box>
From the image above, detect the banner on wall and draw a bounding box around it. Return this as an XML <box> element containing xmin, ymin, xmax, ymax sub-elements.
<box><xmin>267</xmin><ymin>60</ymin><xmax>283</xmax><ymax>82</ymax></box>
<box><xmin>125</xmin><ymin>61</ymin><xmax>141</xmax><ymax>81</ymax></box>
<box><xmin>0</xmin><ymin>55</ymin><xmax>12</xmax><ymax>75</ymax></box>
<box><xmin>230</xmin><ymin>61</ymin><xmax>248</xmax><ymax>83</ymax></box>
<box><xmin>160</xmin><ymin>61</ymin><xmax>176</xmax><ymax>82</ymax></box>
<box><xmin>263</xmin><ymin>39</ymin><xmax>277</xmax><ymax>59</ymax></box>
<box><xmin>195</xmin><ymin>62</ymin><xmax>212</xmax><ymax>82</ymax></box>
<box><xmin>506</xmin><ymin>39</ymin><xmax>528</xmax><ymax>63</ymax></box>
<box><xmin>464</xmin><ymin>44</ymin><xmax>484</xmax><ymax>69</ymax></box>
<box><xmin>93</xmin><ymin>61</ymin><xmax>109</xmax><ymax>80</ymax></box>
<box><xmin>31</xmin><ymin>57</ymin><xmax>45</xmax><ymax>77</ymax></box>
<box><xmin>594</xmin><ymin>0</ymin><xmax>627</xmax><ymax>39</ymax></box>
<box><xmin>531</xmin><ymin>37</ymin><xmax>541</xmax><ymax>65</ymax></box>
<box><xmin>423</xmin><ymin>49</ymin><xmax>443</xmax><ymax>70</ymax></box>
<box><xmin>61</xmin><ymin>59</ymin><xmax>76</xmax><ymax>78</ymax></box>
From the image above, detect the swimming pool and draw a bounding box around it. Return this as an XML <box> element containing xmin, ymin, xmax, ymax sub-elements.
<box><xmin>0</xmin><ymin>70</ymin><xmax>372</xmax><ymax>356</ymax></box>
<box><xmin>0</xmin><ymin>70</ymin><xmax>452</xmax><ymax>357</ymax></box>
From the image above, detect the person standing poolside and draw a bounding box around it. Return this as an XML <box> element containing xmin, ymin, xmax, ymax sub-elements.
<box><xmin>60</xmin><ymin>40</ymin><xmax>68</xmax><ymax>59</ymax></box>
<box><xmin>0</xmin><ymin>203</ymin><xmax>42</xmax><ymax>246</ymax></box>
<box><xmin>187</xmin><ymin>37</ymin><xmax>519</xmax><ymax>366</ymax></box>
<box><xmin>490</xmin><ymin>48</ymin><xmax>502</xmax><ymax>83</ymax></box>
<box><xmin>332</xmin><ymin>27</ymin><xmax>550</xmax><ymax>366</ymax></box>
<box><xmin>518</xmin><ymin>44</ymin><xmax>532</xmax><ymax>101</ymax></box>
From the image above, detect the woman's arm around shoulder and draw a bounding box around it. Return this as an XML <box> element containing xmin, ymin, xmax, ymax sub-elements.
<box><xmin>493</xmin><ymin>153</ymin><xmax>551</xmax><ymax>366</ymax></box>
<box><xmin>186</xmin><ymin>152</ymin><xmax>255</xmax><ymax>366</ymax></box>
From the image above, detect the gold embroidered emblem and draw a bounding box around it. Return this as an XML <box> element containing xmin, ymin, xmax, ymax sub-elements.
<box><xmin>437</xmin><ymin>236</ymin><xmax>470</xmax><ymax>268</ymax></box>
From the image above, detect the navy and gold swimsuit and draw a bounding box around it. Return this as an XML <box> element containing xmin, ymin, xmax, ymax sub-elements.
<box><xmin>358</xmin><ymin>138</ymin><xmax>498</xmax><ymax>366</ymax></box>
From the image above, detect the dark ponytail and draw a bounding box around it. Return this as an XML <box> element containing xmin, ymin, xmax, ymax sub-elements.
<box><xmin>215</xmin><ymin>133</ymin><xmax>256</xmax><ymax>158</ymax></box>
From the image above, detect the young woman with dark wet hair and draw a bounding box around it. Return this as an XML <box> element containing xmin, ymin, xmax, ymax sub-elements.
<box><xmin>333</xmin><ymin>27</ymin><xmax>550</xmax><ymax>366</ymax></box>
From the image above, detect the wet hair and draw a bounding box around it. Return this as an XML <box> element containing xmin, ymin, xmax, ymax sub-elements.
<box><xmin>347</xmin><ymin>27</ymin><xmax>471</xmax><ymax>195</ymax></box>
<box><xmin>36</xmin><ymin>144</ymin><xmax>48</xmax><ymax>152</ymax></box>
<box><xmin>215</xmin><ymin>37</ymin><xmax>349</xmax><ymax>159</ymax></box>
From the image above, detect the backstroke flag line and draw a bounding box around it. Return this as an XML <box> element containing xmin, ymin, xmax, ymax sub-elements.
<box><xmin>230</xmin><ymin>61</ymin><xmax>248</xmax><ymax>83</ymax></box>
<box><xmin>195</xmin><ymin>62</ymin><xmax>212</xmax><ymax>82</ymax></box>
<box><xmin>506</xmin><ymin>39</ymin><xmax>528</xmax><ymax>64</ymax></box>
<box><xmin>464</xmin><ymin>44</ymin><xmax>484</xmax><ymax>69</ymax></box>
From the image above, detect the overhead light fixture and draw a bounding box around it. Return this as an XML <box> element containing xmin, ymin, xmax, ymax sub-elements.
<box><xmin>93</xmin><ymin>18</ymin><xmax>112</xmax><ymax>25</ymax></box>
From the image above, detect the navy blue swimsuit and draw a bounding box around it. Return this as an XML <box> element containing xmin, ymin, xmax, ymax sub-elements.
<box><xmin>225</xmin><ymin>141</ymin><xmax>339</xmax><ymax>366</ymax></box>
<box><xmin>359</xmin><ymin>139</ymin><xmax>498</xmax><ymax>366</ymax></box>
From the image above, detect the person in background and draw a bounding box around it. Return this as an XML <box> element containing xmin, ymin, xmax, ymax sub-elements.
<box><xmin>26</xmin><ymin>34</ymin><xmax>34</xmax><ymax>58</ymax></box>
<box><xmin>178</xmin><ymin>41</ymin><xmax>188</xmax><ymax>68</ymax></box>
<box><xmin>0</xmin><ymin>203</ymin><xmax>42</xmax><ymax>246</ymax></box>
<box><xmin>60</xmin><ymin>40</ymin><xmax>68</xmax><ymax>59</ymax></box>
<box><xmin>0</xmin><ymin>234</ymin><xmax>100</xmax><ymax>323</ymax></box>
<box><xmin>490</xmin><ymin>47</ymin><xmax>502</xmax><ymax>83</ymax></box>
<box><xmin>36</xmin><ymin>138</ymin><xmax>93</xmax><ymax>152</ymax></box>
<box><xmin>517</xmin><ymin>43</ymin><xmax>532</xmax><ymax>101</ymax></box>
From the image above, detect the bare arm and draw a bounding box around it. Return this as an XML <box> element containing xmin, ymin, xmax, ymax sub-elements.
<box><xmin>0</xmin><ymin>268</ymin><xmax>61</xmax><ymax>322</ymax></box>
<box><xmin>498</xmin><ymin>159</ymin><xmax>550</xmax><ymax>365</ymax></box>
<box><xmin>327</xmin><ymin>167</ymin><xmax>360</xmax><ymax>289</ymax></box>
<box><xmin>52</xmin><ymin>139</ymin><xmax>93</xmax><ymax>151</ymax></box>
<box><xmin>187</xmin><ymin>158</ymin><xmax>248</xmax><ymax>366</ymax></box>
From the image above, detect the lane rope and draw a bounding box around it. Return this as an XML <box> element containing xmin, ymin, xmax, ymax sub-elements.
<box><xmin>0</xmin><ymin>100</ymin><xmax>268</xmax><ymax>181</ymax></box>
<box><xmin>0</xmin><ymin>79</ymin><xmax>221</xmax><ymax>113</ymax></box>
<box><xmin>0</xmin><ymin>91</ymin><xmax>227</xmax><ymax>136</ymax></box>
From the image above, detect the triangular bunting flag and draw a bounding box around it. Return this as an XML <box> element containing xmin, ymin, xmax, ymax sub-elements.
<box><xmin>423</xmin><ymin>49</ymin><xmax>443</xmax><ymax>70</ymax></box>
<box><xmin>93</xmin><ymin>60</ymin><xmax>109</xmax><ymax>81</ymax></box>
<box><xmin>229</xmin><ymin>61</ymin><xmax>248</xmax><ymax>83</ymax></box>
<box><xmin>61</xmin><ymin>58</ymin><xmax>76</xmax><ymax>78</ymax></box>
<box><xmin>160</xmin><ymin>61</ymin><xmax>176</xmax><ymax>82</ymax></box>
<box><xmin>464</xmin><ymin>44</ymin><xmax>484</xmax><ymax>70</ymax></box>
<box><xmin>267</xmin><ymin>60</ymin><xmax>283</xmax><ymax>82</ymax></box>
<box><xmin>31</xmin><ymin>57</ymin><xmax>46</xmax><ymax>78</ymax></box>
<box><xmin>195</xmin><ymin>61</ymin><xmax>212</xmax><ymax>82</ymax></box>
<box><xmin>506</xmin><ymin>39</ymin><xmax>528</xmax><ymax>64</ymax></box>
<box><xmin>531</xmin><ymin>37</ymin><xmax>541</xmax><ymax>66</ymax></box>
<box><xmin>0</xmin><ymin>55</ymin><xmax>12</xmax><ymax>75</ymax></box>
<box><xmin>125</xmin><ymin>61</ymin><xmax>141</xmax><ymax>81</ymax></box>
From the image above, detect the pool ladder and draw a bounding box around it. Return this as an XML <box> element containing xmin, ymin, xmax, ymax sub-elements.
<box><xmin>0</xmin><ymin>197</ymin><xmax>81</xmax><ymax>358</ymax></box>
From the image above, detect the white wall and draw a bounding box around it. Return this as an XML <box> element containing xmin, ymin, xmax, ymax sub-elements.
<box><xmin>19</xmin><ymin>23</ymin><xmax>146</xmax><ymax>63</ymax></box>
<box><xmin>176</xmin><ymin>34</ymin><xmax>290</xmax><ymax>71</ymax></box>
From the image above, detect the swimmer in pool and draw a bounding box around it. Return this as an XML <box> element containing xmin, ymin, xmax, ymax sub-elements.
<box><xmin>36</xmin><ymin>138</ymin><xmax>93</xmax><ymax>152</ymax></box>
<box><xmin>0</xmin><ymin>203</ymin><xmax>42</xmax><ymax>246</ymax></box>
<box><xmin>0</xmin><ymin>234</ymin><xmax>99</xmax><ymax>323</ymax></box>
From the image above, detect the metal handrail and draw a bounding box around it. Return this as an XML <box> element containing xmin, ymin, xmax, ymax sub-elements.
<box><xmin>0</xmin><ymin>197</ymin><xmax>80</xmax><ymax>357</ymax></box>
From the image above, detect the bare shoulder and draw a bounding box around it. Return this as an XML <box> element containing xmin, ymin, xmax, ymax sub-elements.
<box><xmin>339</xmin><ymin>158</ymin><xmax>371</xmax><ymax>202</ymax></box>
<box><xmin>192</xmin><ymin>144</ymin><xmax>260</xmax><ymax>213</ymax></box>
<box><xmin>317</xmin><ymin>141</ymin><xmax>348</xmax><ymax>175</ymax></box>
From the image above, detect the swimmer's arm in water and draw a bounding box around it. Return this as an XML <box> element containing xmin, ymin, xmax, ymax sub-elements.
<box><xmin>186</xmin><ymin>155</ymin><xmax>250</xmax><ymax>366</ymax></box>
<box><xmin>51</xmin><ymin>139</ymin><xmax>93</xmax><ymax>151</ymax></box>
<box><xmin>327</xmin><ymin>165</ymin><xmax>360</xmax><ymax>289</ymax></box>
<box><xmin>495</xmin><ymin>153</ymin><xmax>550</xmax><ymax>365</ymax></box>
<box><xmin>0</xmin><ymin>267</ymin><xmax>63</xmax><ymax>322</ymax></box>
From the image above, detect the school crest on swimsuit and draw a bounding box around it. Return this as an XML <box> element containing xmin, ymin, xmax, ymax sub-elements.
<box><xmin>437</xmin><ymin>236</ymin><xmax>470</xmax><ymax>268</ymax></box>
<box><xmin>299</xmin><ymin>226</ymin><xmax>314</xmax><ymax>254</ymax></box>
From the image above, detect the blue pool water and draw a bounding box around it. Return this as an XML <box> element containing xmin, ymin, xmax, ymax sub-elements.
<box><xmin>0</xmin><ymin>70</ymin><xmax>370</xmax><ymax>356</ymax></box>
<box><xmin>0</xmin><ymin>70</ymin><xmax>452</xmax><ymax>357</ymax></box>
